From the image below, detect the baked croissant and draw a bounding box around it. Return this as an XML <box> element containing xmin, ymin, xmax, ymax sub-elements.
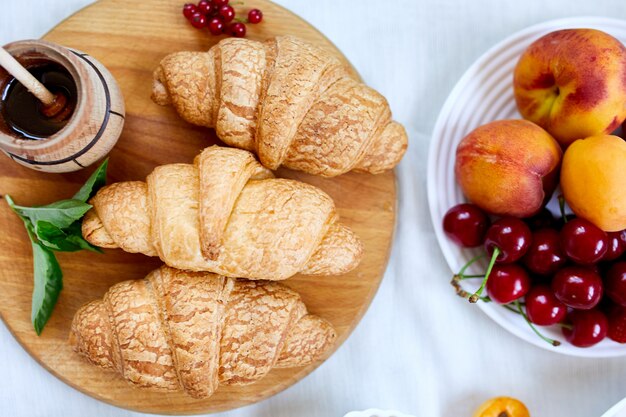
<box><xmin>69</xmin><ymin>266</ymin><xmax>336</xmax><ymax>399</ymax></box>
<box><xmin>82</xmin><ymin>146</ymin><xmax>363</xmax><ymax>280</ymax></box>
<box><xmin>151</xmin><ymin>35</ymin><xmax>408</xmax><ymax>177</ymax></box>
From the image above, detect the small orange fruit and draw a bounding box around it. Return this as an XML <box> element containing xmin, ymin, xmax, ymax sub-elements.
<box><xmin>473</xmin><ymin>397</ymin><xmax>530</xmax><ymax>417</ymax></box>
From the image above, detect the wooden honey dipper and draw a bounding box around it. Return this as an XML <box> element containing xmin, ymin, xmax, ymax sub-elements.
<box><xmin>0</xmin><ymin>47</ymin><xmax>72</xmax><ymax>121</ymax></box>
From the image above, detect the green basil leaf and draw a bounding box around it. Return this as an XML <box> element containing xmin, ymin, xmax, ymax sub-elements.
<box><xmin>73</xmin><ymin>158</ymin><xmax>109</xmax><ymax>202</ymax></box>
<box><xmin>10</xmin><ymin>199</ymin><xmax>92</xmax><ymax>229</ymax></box>
<box><xmin>31</xmin><ymin>240</ymin><xmax>63</xmax><ymax>335</ymax></box>
<box><xmin>36</xmin><ymin>221</ymin><xmax>102</xmax><ymax>253</ymax></box>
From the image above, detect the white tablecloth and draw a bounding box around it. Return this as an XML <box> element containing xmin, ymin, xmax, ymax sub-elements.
<box><xmin>2</xmin><ymin>1</ymin><xmax>626</xmax><ymax>416</ymax></box>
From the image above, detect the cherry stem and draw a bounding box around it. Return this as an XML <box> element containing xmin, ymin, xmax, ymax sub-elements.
<box><xmin>558</xmin><ymin>195</ymin><xmax>568</xmax><ymax>224</ymax></box>
<box><xmin>513</xmin><ymin>300</ymin><xmax>561</xmax><ymax>347</ymax></box>
<box><xmin>469</xmin><ymin>247</ymin><xmax>500</xmax><ymax>303</ymax></box>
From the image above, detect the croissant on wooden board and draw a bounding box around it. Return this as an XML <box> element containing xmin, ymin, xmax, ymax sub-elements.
<box><xmin>69</xmin><ymin>265</ymin><xmax>336</xmax><ymax>399</ymax></box>
<box><xmin>82</xmin><ymin>146</ymin><xmax>363</xmax><ymax>281</ymax></box>
<box><xmin>151</xmin><ymin>35</ymin><xmax>408</xmax><ymax>177</ymax></box>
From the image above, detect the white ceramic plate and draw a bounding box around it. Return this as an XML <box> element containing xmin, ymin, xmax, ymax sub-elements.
<box><xmin>427</xmin><ymin>17</ymin><xmax>626</xmax><ymax>357</ymax></box>
<box><xmin>344</xmin><ymin>409</ymin><xmax>416</xmax><ymax>417</ymax></box>
<box><xmin>602</xmin><ymin>397</ymin><xmax>626</xmax><ymax>417</ymax></box>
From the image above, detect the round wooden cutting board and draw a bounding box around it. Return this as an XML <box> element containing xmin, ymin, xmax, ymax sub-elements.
<box><xmin>0</xmin><ymin>0</ymin><xmax>397</xmax><ymax>414</ymax></box>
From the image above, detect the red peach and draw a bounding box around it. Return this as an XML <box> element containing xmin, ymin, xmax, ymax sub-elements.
<box><xmin>514</xmin><ymin>29</ymin><xmax>626</xmax><ymax>147</ymax></box>
<box><xmin>455</xmin><ymin>119</ymin><xmax>562</xmax><ymax>218</ymax></box>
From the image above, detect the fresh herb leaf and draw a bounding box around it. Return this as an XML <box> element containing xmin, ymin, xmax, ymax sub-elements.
<box><xmin>35</xmin><ymin>221</ymin><xmax>102</xmax><ymax>253</ymax></box>
<box><xmin>73</xmin><ymin>158</ymin><xmax>108</xmax><ymax>202</ymax></box>
<box><xmin>31</xmin><ymin>240</ymin><xmax>63</xmax><ymax>335</ymax></box>
<box><xmin>4</xmin><ymin>159</ymin><xmax>109</xmax><ymax>335</ymax></box>
<box><xmin>9</xmin><ymin>199</ymin><xmax>92</xmax><ymax>230</ymax></box>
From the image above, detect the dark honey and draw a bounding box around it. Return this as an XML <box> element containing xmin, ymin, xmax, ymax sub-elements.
<box><xmin>1</xmin><ymin>62</ymin><xmax>77</xmax><ymax>140</ymax></box>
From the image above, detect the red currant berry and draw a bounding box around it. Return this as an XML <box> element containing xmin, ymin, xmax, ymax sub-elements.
<box><xmin>486</xmin><ymin>264</ymin><xmax>530</xmax><ymax>304</ymax></box>
<box><xmin>552</xmin><ymin>266</ymin><xmax>603</xmax><ymax>310</ymax></box>
<box><xmin>208</xmin><ymin>17</ymin><xmax>224</xmax><ymax>35</ymax></box>
<box><xmin>560</xmin><ymin>218</ymin><xmax>608</xmax><ymax>265</ymax></box>
<box><xmin>248</xmin><ymin>8</ymin><xmax>263</xmax><ymax>24</ymax></box>
<box><xmin>606</xmin><ymin>262</ymin><xmax>626</xmax><ymax>307</ymax></box>
<box><xmin>183</xmin><ymin>3</ymin><xmax>198</xmax><ymax>19</ymax></box>
<box><xmin>442</xmin><ymin>203</ymin><xmax>490</xmax><ymax>248</ymax></box>
<box><xmin>608</xmin><ymin>305</ymin><xmax>626</xmax><ymax>343</ymax></box>
<box><xmin>525</xmin><ymin>285</ymin><xmax>567</xmax><ymax>326</ymax></box>
<box><xmin>213</xmin><ymin>0</ymin><xmax>229</xmax><ymax>6</ymax></box>
<box><xmin>484</xmin><ymin>217</ymin><xmax>532</xmax><ymax>264</ymax></box>
<box><xmin>230</xmin><ymin>22</ymin><xmax>246</xmax><ymax>37</ymax></box>
<box><xmin>522</xmin><ymin>228</ymin><xmax>566</xmax><ymax>276</ymax></box>
<box><xmin>197</xmin><ymin>0</ymin><xmax>213</xmax><ymax>15</ymax></box>
<box><xmin>562</xmin><ymin>309</ymin><xmax>608</xmax><ymax>347</ymax></box>
<box><xmin>219</xmin><ymin>5</ymin><xmax>235</xmax><ymax>22</ymax></box>
<box><xmin>604</xmin><ymin>230</ymin><xmax>626</xmax><ymax>261</ymax></box>
<box><xmin>189</xmin><ymin>12</ymin><xmax>207</xmax><ymax>28</ymax></box>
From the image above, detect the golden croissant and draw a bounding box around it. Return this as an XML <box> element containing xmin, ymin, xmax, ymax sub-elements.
<box><xmin>69</xmin><ymin>266</ymin><xmax>336</xmax><ymax>399</ymax></box>
<box><xmin>82</xmin><ymin>146</ymin><xmax>363</xmax><ymax>280</ymax></box>
<box><xmin>151</xmin><ymin>35</ymin><xmax>408</xmax><ymax>177</ymax></box>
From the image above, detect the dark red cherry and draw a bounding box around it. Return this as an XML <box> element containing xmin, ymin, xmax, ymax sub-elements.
<box><xmin>608</xmin><ymin>305</ymin><xmax>626</xmax><ymax>343</ymax></box>
<box><xmin>486</xmin><ymin>264</ymin><xmax>530</xmax><ymax>304</ymax></box>
<box><xmin>526</xmin><ymin>209</ymin><xmax>557</xmax><ymax>230</ymax></box>
<box><xmin>522</xmin><ymin>228</ymin><xmax>566</xmax><ymax>276</ymax></box>
<box><xmin>562</xmin><ymin>309</ymin><xmax>608</xmax><ymax>347</ymax></box>
<box><xmin>604</xmin><ymin>230</ymin><xmax>626</xmax><ymax>261</ymax></box>
<box><xmin>560</xmin><ymin>218</ymin><xmax>608</xmax><ymax>265</ymax></box>
<box><xmin>552</xmin><ymin>266</ymin><xmax>603</xmax><ymax>310</ymax></box>
<box><xmin>525</xmin><ymin>285</ymin><xmax>567</xmax><ymax>326</ymax></box>
<box><xmin>606</xmin><ymin>262</ymin><xmax>626</xmax><ymax>307</ymax></box>
<box><xmin>484</xmin><ymin>217</ymin><xmax>532</xmax><ymax>264</ymax></box>
<box><xmin>442</xmin><ymin>203</ymin><xmax>490</xmax><ymax>247</ymax></box>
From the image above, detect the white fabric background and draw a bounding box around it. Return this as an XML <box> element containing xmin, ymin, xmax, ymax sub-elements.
<box><xmin>2</xmin><ymin>1</ymin><xmax>626</xmax><ymax>416</ymax></box>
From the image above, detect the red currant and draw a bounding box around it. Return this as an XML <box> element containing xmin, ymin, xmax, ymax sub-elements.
<box><xmin>562</xmin><ymin>309</ymin><xmax>608</xmax><ymax>347</ymax></box>
<box><xmin>230</xmin><ymin>22</ymin><xmax>246</xmax><ymax>37</ymax></box>
<box><xmin>522</xmin><ymin>228</ymin><xmax>566</xmax><ymax>276</ymax></box>
<box><xmin>219</xmin><ymin>5</ymin><xmax>235</xmax><ymax>22</ymax></box>
<box><xmin>197</xmin><ymin>0</ymin><xmax>213</xmax><ymax>15</ymax></box>
<box><xmin>606</xmin><ymin>262</ymin><xmax>626</xmax><ymax>306</ymax></box>
<box><xmin>213</xmin><ymin>0</ymin><xmax>229</xmax><ymax>6</ymax></box>
<box><xmin>484</xmin><ymin>217</ymin><xmax>532</xmax><ymax>264</ymax></box>
<box><xmin>189</xmin><ymin>12</ymin><xmax>207</xmax><ymax>28</ymax></box>
<box><xmin>183</xmin><ymin>3</ymin><xmax>198</xmax><ymax>19</ymax></box>
<box><xmin>552</xmin><ymin>266</ymin><xmax>603</xmax><ymax>310</ymax></box>
<box><xmin>442</xmin><ymin>203</ymin><xmax>490</xmax><ymax>248</ymax></box>
<box><xmin>248</xmin><ymin>8</ymin><xmax>263</xmax><ymax>24</ymax></box>
<box><xmin>208</xmin><ymin>17</ymin><xmax>224</xmax><ymax>35</ymax></box>
<box><xmin>525</xmin><ymin>285</ymin><xmax>567</xmax><ymax>326</ymax></box>
<box><xmin>486</xmin><ymin>264</ymin><xmax>530</xmax><ymax>304</ymax></box>
<box><xmin>560</xmin><ymin>218</ymin><xmax>608</xmax><ymax>265</ymax></box>
<box><xmin>604</xmin><ymin>230</ymin><xmax>626</xmax><ymax>261</ymax></box>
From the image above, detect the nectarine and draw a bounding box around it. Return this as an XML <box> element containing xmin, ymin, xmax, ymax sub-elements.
<box><xmin>455</xmin><ymin>120</ymin><xmax>562</xmax><ymax>218</ymax></box>
<box><xmin>561</xmin><ymin>135</ymin><xmax>626</xmax><ymax>231</ymax></box>
<box><xmin>514</xmin><ymin>29</ymin><xmax>626</xmax><ymax>146</ymax></box>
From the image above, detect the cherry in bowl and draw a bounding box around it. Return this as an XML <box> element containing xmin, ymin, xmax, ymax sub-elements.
<box><xmin>552</xmin><ymin>266</ymin><xmax>603</xmax><ymax>310</ymax></box>
<box><xmin>442</xmin><ymin>203</ymin><xmax>489</xmax><ymax>247</ymax></box>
